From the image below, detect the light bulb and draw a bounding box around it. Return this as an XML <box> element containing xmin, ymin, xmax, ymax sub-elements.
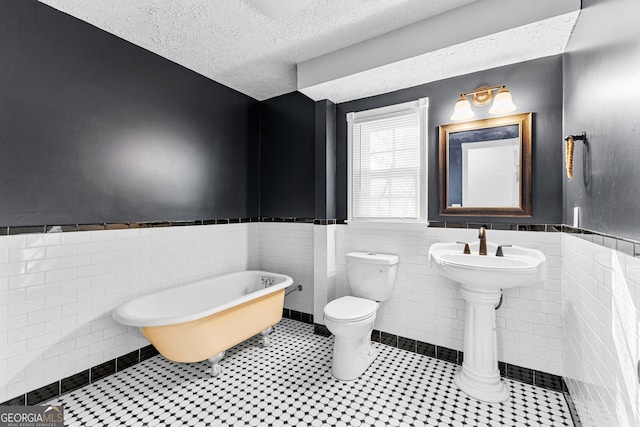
<box><xmin>450</xmin><ymin>96</ymin><xmax>475</xmax><ymax>121</ymax></box>
<box><xmin>489</xmin><ymin>87</ymin><xmax>516</xmax><ymax>115</ymax></box>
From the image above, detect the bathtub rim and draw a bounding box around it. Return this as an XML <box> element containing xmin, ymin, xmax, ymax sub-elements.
<box><xmin>112</xmin><ymin>270</ymin><xmax>293</xmax><ymax>327</ymax></box>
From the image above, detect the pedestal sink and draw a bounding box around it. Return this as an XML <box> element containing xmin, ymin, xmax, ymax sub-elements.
<box><xmin>429</xmin><ymin>241</ymin><xmax>546</xmax><ymax>403</ymax></box>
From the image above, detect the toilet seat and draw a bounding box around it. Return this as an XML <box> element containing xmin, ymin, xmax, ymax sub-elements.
<box><xmin>324</xmin><ymin>296</ymin><xmax>378</xmax><ymax>323</ymax></box>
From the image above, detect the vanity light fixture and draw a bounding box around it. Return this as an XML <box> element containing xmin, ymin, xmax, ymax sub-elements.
<box><xmin>450</xmin><ymin>85</ymin><xmax>517</xmax><ymax>121</ymax></box>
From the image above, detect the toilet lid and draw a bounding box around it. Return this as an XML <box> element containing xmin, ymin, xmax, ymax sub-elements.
<box><xmin>324</xmin><ymin>296</ymin><xmax>377</xmax><ymax>322</ymax></box>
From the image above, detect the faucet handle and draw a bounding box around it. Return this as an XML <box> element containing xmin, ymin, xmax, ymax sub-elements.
<box><xmin>495</xmin><ymin>245</ymin><xmax>512</xmax><ymax>257</ymax></box>
<box><xmin>456</xmin><ymin>241</ymin><xmax>471</xmax><ymax>254</ymax></box>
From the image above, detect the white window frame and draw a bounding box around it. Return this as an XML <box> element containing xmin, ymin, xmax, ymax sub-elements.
<box><xmin>347</xmin><ymin>97</ymin><xmax>429</xmax><ymax>227</ymax></box>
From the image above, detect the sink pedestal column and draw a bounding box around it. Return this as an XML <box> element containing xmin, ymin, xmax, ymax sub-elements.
<box><xmin>455</xmin><ymin>286</ymin><xmax>509</xmax><ymax>403</ymax></box>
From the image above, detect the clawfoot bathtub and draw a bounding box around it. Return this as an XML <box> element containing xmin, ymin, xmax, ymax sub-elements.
<box><xmin>113</xmin><ymin>271</ymin><xmax>293</xmax><ymax>376</ymax></box>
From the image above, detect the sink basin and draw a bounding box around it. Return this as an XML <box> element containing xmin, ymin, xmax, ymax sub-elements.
<box><xmin>428</xmin><ymin>240</ymin><xmax>546</xmax><ymax>403</ymax></box>
<box><xmin>429</xmin><ymin>241</ymin><xmax>546</xmax><ymax>291</ymax></box>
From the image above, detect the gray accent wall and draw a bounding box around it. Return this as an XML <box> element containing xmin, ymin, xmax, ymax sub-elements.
<box><xmin>315</xmin><ymin>100</ymin><xmax>337</xmax><ymax>220</ymax></box>
<box><xmin>0</xmin><ymin>0</ymin><xmax>259</xmax><ymax>226</ymax></box>
<box><xmin>12</xmin><ymin>0</ymin><xmax>629</xmax><ymax>233</ymax></box>
<box><xmin>563</xmin><ymin>0</ymin><xmax>640</xmax><ymax>241</ymax></box>
<box><xmin>335</xmin><ymin>56</ymin><xmax>564</xmax><ymax>224</ymax></box>
<box><xmin>259</xmin><ymin>92</ymin><xmax>316</xmax><ymax>218</ymax></box>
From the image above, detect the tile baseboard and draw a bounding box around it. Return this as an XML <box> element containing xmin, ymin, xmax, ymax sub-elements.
<box><xmin>1</xmin><ymin>312</ymin><xmax>314</xmax><ymax>407</ymax></box>
<box><xmin>1</xmin><ymin>344</ymin><xmax>160</xmax><ymax>407</ymax></box>
<box><xmin>313</xmin><ymin>323</ymin><xmax>568</xmax><ymax>394</ymax></box>
<box><xmin>282</xmin><ymin>308</ymin><xmax>314</xmax><ymax>325</ymax></box>
<box><xmin>3</xmin><ymin>311</ymin><xmax>581</xmax><ymax>427</ymax></box>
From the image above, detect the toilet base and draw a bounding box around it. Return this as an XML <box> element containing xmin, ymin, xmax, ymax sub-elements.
<box><xmin>330</xmin><ymin>334</ymin><xmax>378</xmax><ymax>381</ymax></box>
<box><xmin>324</xmin><ymin>296</ymin><xmax>380</xmax><ymax>381</ymax></box>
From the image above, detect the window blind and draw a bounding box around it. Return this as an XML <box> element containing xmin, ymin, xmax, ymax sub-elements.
<box><xmin>352</xmin><ymin>110</ymin><xmax>421</xmax><ymax>220</ymax></box>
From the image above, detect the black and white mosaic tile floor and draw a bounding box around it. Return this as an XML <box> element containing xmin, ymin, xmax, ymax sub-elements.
<box><xmin>48</xmin><ymin>319</ymin><xmax>574</xmax><ymax>426</ymax></box>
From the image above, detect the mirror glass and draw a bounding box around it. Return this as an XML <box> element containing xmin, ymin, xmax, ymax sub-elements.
<box><xmin>438</xmin><ymin>113</ymin><xmax>532</xmax><ymax>216</ymax></box>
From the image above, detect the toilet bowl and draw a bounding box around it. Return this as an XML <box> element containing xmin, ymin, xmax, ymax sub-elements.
<box><xmin>323</xmin><ymin>252</ymin><xmax>399</xmax><ymax>381</ymax></box>
<box><xmin>324</xmin><ymin>296</ymin><xmax>379</xmax><ymax>380</ymax></box>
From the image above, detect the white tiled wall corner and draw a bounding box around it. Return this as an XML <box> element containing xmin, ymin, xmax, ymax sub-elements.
<box><xmin>258</xmin><ymin>223</ymin><xmax>313</xmax><ymax>315</ymax></box>
<box><xmin>562</xmin><ymin>233</ymin><xmax>640</xmax><ymax>427</ymax></box>
<box><xmin>330</xmin><ymin>225</ymin><xmax>563</xmax><ymax>375</ymax></box>
<box><xmin>313</xmin><ymin>225</ymin><xmax>336</xmax><ymax>322</ymax></box>
<box><xmin>0</xmin><ymin>223</ymin><xmax>259</xmax><ymax>401</ymax></box>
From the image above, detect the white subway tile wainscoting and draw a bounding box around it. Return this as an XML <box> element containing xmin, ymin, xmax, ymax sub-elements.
<box><xmin>562</xmin><ymin>233</ymin><xmax>640</xmax><ymax>426</ymax></box>
<box><xmin>260</xmin><ymin>222</ymin><xmax>314</xmax><ymax>316</ymax></box>
<box><xmin>0</xmin><ymin>223</ymin><xmax>259</xmax><ymax>402</ymax></box>
<box><xmin>326</xmin><ymin>225</ymin><xmax>563</xmax><ymax>376</ymax></box>
<box><xmin>3</xmin><ymin>220</ymin><xmax>640</xmax><ymax>426</ymax></box>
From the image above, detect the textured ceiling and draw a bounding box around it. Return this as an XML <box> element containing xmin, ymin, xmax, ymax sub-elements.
<box><xmin>38</xmin><ymin>0</ymin><xmax>476</xmax><ymax>101</ymax></box>
<box><xmin>300</xmin><ymin>12</ymin><xmax>580</xmax><ymax>103</ymax></box>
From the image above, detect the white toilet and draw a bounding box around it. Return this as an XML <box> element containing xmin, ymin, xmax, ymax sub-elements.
<box><xmin>323</xmin><ymin>252</ymin><xmax>399</xmax><ymax>380</ymax></box>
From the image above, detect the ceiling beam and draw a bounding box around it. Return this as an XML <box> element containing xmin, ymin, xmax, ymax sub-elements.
<box><xmin>297</xmin><ymin>0</ymin><xmax>581</xmax><ymax>92</ymax></box>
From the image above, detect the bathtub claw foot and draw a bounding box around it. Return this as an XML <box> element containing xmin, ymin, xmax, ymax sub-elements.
<box><xmin>260</xmin><ymin>327</ymin><xmax>274</xmax><ymax>347</ymax></box>
<box><xmin>208</xmin><ymin>364</ymin><xmax>222</xmax><ymax>377</ymax></box>
<box><xmin>207</xmin><ymin>351</ymin><xmax>225</xmax><ymax>377</ymax></box>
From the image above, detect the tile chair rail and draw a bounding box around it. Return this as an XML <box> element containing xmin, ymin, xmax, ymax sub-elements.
<box><xmin>2</xmin><ymin>219</ymin><xmax>638</xmax><ymax>258</ymax></box>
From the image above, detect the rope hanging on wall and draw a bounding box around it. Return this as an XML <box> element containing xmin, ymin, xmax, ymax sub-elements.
<box><xmin>564</xmin><ymin>132</ymin><xmax>587</xmax><ymax>180</ymax></box>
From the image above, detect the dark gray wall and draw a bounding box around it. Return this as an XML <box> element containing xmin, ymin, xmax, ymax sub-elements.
<box><xmin>563</xmin><ymin>0</ymin><xmax>640</xmax><ymax>240</ymax></box>
<box><xmin>315</xmin><ymin>100</ymin><xmax>337</xmax><ymax>219</ymax></box>
<box><xmin>335</xmin><ymin>56</ymin><xmax>565</xmax><ymax>223</ymax></box>
<box><xmin>259</xmin><ymin>92</ymin><xmax>316</xmax><ymax>218</ymax></box>
<box><xmin>0</xmin><ymin>1</ymin><xmax>259</xmax><ymax>226</ymax></box>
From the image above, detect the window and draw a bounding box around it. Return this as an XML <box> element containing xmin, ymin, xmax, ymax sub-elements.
<box><xmin>347</xmin><ymin>98</ymin><xmax>428</xmax><ymax>223</ymax></box>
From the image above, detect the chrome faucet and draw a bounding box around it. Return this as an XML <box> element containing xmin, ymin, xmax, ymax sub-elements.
<box><xmin>478</xmin><ymin>225</ymin><xmax>487</xmax><ymax>255</ymax></box>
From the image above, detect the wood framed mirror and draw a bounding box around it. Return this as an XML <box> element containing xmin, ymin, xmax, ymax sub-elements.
<box><xmin>438</xmin><ymin>112</ymin><xmax>532</xmax><ymax>216</ymax></box>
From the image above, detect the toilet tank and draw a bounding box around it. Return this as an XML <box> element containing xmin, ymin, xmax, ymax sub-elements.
<box><xmin>346</xmin><ymin>252</ymin><xmax>399</xmax><ymax>302</ymax></box>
